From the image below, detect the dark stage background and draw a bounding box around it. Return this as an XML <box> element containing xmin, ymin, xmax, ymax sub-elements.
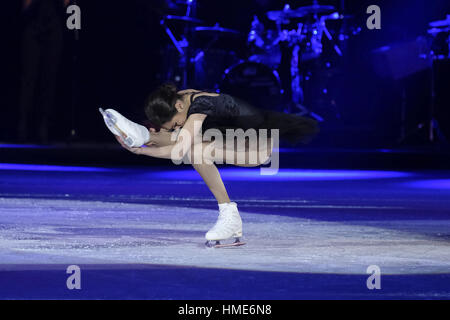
<box><xmin>1</xmin><ymin>0</ymin><xmax>449</xmax><ymax>148</ymax></box>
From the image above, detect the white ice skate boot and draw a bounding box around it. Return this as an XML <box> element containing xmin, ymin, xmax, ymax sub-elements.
<box><xmin>205</xmin><ymin>202</ymin><xmax>245</xmax><ymax>248</ymax></box>
<box><xmin>99</xmin><ymin>108</ymin><xmax>150</xmax><ymax>147</ymax></box>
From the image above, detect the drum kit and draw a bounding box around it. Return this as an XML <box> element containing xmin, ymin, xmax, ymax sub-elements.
<box><xmin>160</xmin><ymin>1</ymin><xmax>358</xmax><ymax>119</ymax></box>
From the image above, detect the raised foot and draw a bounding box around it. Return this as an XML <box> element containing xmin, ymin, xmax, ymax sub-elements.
<box><xmin>99</xmin><ymin>108</ymin><xmax>133</xmax><ymax>146</ymax></box>
<box><xmin>205</xmin><ymin>238</ymin><xmax>246</xmax><ymax>248</ymax></box>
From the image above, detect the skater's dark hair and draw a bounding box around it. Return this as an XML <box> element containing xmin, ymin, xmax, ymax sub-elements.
<box><xmin>144</xmin><ymin>83</ymin><xmax>182</xmax><ymax>128</ymax></box>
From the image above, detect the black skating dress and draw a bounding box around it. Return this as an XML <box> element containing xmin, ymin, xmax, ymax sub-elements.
<box><xmin>187</xmin><ymin>92</ymin><xmax>319</xmax><ymax>145</ymax></box>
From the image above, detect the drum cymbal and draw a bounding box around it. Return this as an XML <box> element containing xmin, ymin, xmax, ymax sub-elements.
<box><xmin>429</xmin><ymin>16</ymin><xmax>450</xmax><ymax>28</ymax></box>
<box><xmin>291</xmin><ymin>4</ymin><xmax>335</xmax><ymax>16</ymax></box>
<box><xmin>164</xmin><ymin>15</ymin><xmax>204</xmax><ymax>24</ymax></box>
<box><xmin>195</xmin><ymin>24</ymin><xmax>241</xmax><ymax>35</ymax></box>
<box><xmin>267</xmin><ymin>10</ymin><xmax>290</xmax><ymax>22</ymax></box>
<box><xmin>267</xmin><ymin>4</ymin><xmax>335</xmax><ymax>22</ymax></box>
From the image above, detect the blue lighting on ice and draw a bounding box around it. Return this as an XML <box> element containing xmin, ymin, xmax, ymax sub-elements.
<box><xmin>148</xmin><ymin>168</ymin><xmax>412</xmax><ymax>181</ymax></box>
<box><xmin>404</xmin><ymin>179</ymin><xmax>450</xmax><ymax>190</ymax></box>
<box><xmin>0</xmin><ymin>143</ymin><xmax>53</xmax><ymax>149</ymax></box>
<box><xmin>0</xmin><ymin>163</ymin><xmax>412</xmax><ymax>181</ymax></box>
<box><xmin>0</xmin><ymin>163</ymin><xmax>118</xmax><ymax>172</ymax></box>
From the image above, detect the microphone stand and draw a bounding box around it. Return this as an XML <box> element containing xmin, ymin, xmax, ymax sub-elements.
<box><xmin>68</xmin><ymin>0</ymin><xmax>80</xmax><ymax>143</ymax></box>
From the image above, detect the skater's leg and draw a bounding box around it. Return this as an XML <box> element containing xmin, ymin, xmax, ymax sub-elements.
<box><xmin>228</xmin><ymin>136</ymin><xmax>273</xmax><ymax>167</ymax></box>
<box><xmin>186</xmin><ymin>140</ymin><xmax>274</xmax><ymax>245</ymax></box>
<box><xmin>145</xmin><ymin>132</ymin><xmax>231</xmax><ymax>204</ymax></box>
<box><xmin>186</xmin><ymin>143</ymin><xmax>241</xmax><ymax>244</ymax></box>
<box><xmin>146</xmin><ymin>134</ymin><xmax>271</xmax><ymax>205</ymax></box>
<box><xmin>207</xmin><ymin>137</ymin><xmax>273</xmax><ymax>167</ymax></box>
<box><xmin>188</xmin><ymin>137</ymin><xmax>272</xmax><ymax>205</ymax></box>
<box><xmin>192</xmin><ymin>162</ymin><xmax>230</xmax><ymax>204</ymax></box>
<box><xmin>187</xmin><ymin>137</ymin><xmax>273</xmax><ymax>167</ymax></box>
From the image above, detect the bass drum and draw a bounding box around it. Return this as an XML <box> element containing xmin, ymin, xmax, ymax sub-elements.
<box><xmin>219</xmin><ymin>62</ymin><xmax>285</xmax><ymax>112</ymax></box>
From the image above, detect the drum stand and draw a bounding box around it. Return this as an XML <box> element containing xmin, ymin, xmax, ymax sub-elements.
<box><xmin>160</xmin><ymin>1</ymin><xmax>198</xmax><ymax>88</ymax></box>
<box><xmin>289</xmin><ymin>13</ymin><xmax>342</xmax><ymax>122</ymax></box>
<box><xmin>68</xmin><ymin>0</ymin><xmax>80</xmax><ymax>143</ymax></box>
<box><xmin>160</xmin><ymin>19</ymin><xmax>188</xmax><ymax>88</ymax></box>
<box><xmin>397</xmin><ymin>53</ymin><xmax>447</xmax><ymax>145</ymax></box>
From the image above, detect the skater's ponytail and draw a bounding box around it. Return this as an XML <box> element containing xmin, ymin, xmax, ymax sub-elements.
<box><xmin>144</xmin><ymin>83</ymin><xmax>182</xmax><ymax>127</ymax></box>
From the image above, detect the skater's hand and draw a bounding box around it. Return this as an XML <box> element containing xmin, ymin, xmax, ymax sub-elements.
<box><xmin>115</xmin><ymin>135</ymin><xmax>144</xmax><ymax>155</ymax></box>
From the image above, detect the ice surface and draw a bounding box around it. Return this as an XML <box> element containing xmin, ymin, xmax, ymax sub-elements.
<box><xmin>1</xmin><ymin>196</ymin><xmax>449</xmax><ymax>275</ymax></box>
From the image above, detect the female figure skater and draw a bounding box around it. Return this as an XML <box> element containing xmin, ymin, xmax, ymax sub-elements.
<box><xmin>101</xmin><ymin>84</ymin><xmax>318</xmax><ymax>247</ymax></box>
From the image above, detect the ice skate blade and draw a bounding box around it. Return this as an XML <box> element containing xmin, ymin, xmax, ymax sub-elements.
<box><xmin>99</xmin><ymin>108</ymin><xmax>134</xmax><ymax>147</ymax></box>
<box><xmin>205</xmin><ymin>238</ymin><xmax>246</xmax><ymax>248</ymax></box>
<box><xmin>99</xmin><ymin>108</ymin><xmax>118</xmax><ymax>127</ymax></box>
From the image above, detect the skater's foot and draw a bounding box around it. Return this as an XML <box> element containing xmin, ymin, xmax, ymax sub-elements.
<box><xmin>205</xmin><ymin>202</ymin><xmax>243</xmax><ymax>242</ymax></box>
<box><xmin>99</xmin><ymin>108</ymin><xmax>150</xmax><ymax>147</ymax></box>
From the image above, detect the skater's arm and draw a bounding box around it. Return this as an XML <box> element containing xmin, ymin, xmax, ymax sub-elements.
<box><xmin>116</xmin><ymin>114</ymin><xmax>206</xmax><ymax>160</ymax></box>
<box><xmin>177</xmin><ymin>89</ymin><xmax>200</xmax><ymax>95</ymax></box>
<box><xmin>140</xmin><ymin>113</ymin><xmax>206</xmax><ymax>160</ymax></box>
